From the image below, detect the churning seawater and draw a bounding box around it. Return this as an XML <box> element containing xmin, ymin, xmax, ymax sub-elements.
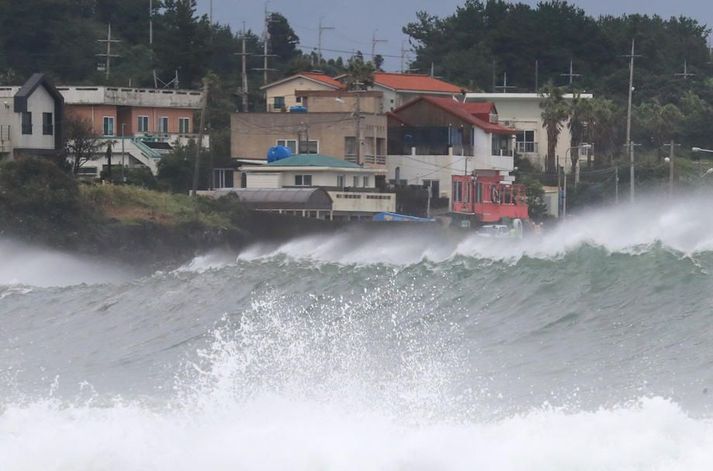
<box><xmin>2</xmin><ymin>195</ymin><xmax>713</xmax><ymax>470</ymax></box>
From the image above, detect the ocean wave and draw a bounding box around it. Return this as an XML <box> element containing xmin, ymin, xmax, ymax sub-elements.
<box><xmin>0</xmin><ymin>396</ymin><xmax>711</xmax><ymax>471</ymax></box>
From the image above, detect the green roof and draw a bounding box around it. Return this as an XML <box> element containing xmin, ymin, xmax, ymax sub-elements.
<box><xmin>267</xmin><ymin>154</ymin><xmax>362</xmax><ymax>169</ymax></box>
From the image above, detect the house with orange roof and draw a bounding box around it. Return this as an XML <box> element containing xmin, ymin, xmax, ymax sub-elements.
<box><xmin>371</xmin><ymin>72</ymin><xmax>466</xmax><ymax>111</ymax></box>
<box><xmin>387</xmin><ymin>96</ymin><xmax>527</xmax><ymax>223</ymax></box>
<box><xmin>260</xmin><ymin>72</ymin><xmax>345</xmax><ymax>112</ymax></box>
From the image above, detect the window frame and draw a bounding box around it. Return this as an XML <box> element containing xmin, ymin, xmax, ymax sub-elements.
<box><xmin>277</xmin><ymin>139</ymin><xmax>298</xmax><ymax>154</ymax></box>
<box><xmin>42</xmin><ymin>112</ymin><xmax>53</xmax><ymax>135</ymax></box>
<box><xmin>21</xmin><ymin>112</ymin><xmax>32</xmax><ymax>135</ymax></box>
<box><xmin>294</xmin><ymin>174</ymin><xmax>313</xmax><ymax>187</ymax></box>
<box><xmin>137</xmin><ymin>115</ymin><xmax>149</xmax><ymax>133</ymax></box>
<box><xmin>158</xmin><ymin>116</ymin><xmax>169</xmax><ymax>134</ymax></box>
<box><xmin>178</xmin><ymin>117</ymin><xmax>190</xmax><ymax>134</ymax></box>
<box><xmin>103</xmin><ymin>116</ymin><xmax>115</xmax><ymax>136</ymax></box>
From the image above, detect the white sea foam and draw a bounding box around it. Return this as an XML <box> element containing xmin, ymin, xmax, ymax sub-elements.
<box><xmin>236</xmin><ymin>193</ymin><xmax>713</xmax><ymax>266</ymax></box>
<box><xmin>0</xmin><ymin>239</ymin><xmax>130</xmax><ymax>288</ymax></box>
<box><xmin>0</xmin><ymin>396</ymin><xmax>711</xmax><ymax>471</ymax></box>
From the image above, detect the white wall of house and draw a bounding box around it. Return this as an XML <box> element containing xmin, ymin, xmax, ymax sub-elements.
<box><xmin>246</xmin><ymin>169</ymin><xmax>378</xmax><ymax>189</ymax></box>
<box><xmin>16</xmin><ymin>86</ymin><xmax>56</xmax><ymax>150</ymax></box>
<box><xmin>264</xmin><ymin>78</ymin><xmax>336</xmax><ymax>112</ymax></box>
<box><xmin>465</xmin><ymin>93</ymin><xmax>593</xmax><ymax>172</ymax></box>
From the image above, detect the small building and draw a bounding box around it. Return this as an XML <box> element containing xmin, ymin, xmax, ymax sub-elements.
<box><xmin>261</xmin><ymin>72</ymin><xmax>344</xmax><ymax>112</ymax></box>
<box><xmin>387</xmin><ymin>96</ymin><xmax>516</xmax><ymax>204</ymax></box>
<box><xmin>231</xmin><ymin>111</ymin><xmax>387</xmax><ymax>167</ymax></box>
<box><xmin>0</xmin><ymin>73</ymin><xmax>64</xmax><ymax>161</ymax></box>
<box><xmin>371</xmin><ymin>72</ymin><xmax>466</xmax><ymax>111</ymax></box>
<box><xmin>58</xmin><ymin>85</ymin><xmax>207</xmax><ymax>177</ymax></box>
<box><xmin>464</xmin><ymin>93</ymin><xmax>594</xmax><ymax>172</ymax></box>
<box><xmin>241</xmin><ymin>154</ymin><xmax>395</xmax><ymax>220</ymax></box>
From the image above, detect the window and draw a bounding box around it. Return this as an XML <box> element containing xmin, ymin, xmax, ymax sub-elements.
<box><xmin>178</xmin><ymin>117</ymin><xmax>190</xmax><ymax>134</ymax></box>
<box><xmin>353</xmin><ymin>176</ymin><xmax>359</xmax><ymax>187</ymax></box>
<box><xmin>277</xmin><ymin>139</ymin><xmax>297</xmax><ymax>154</ymax></box>
<box><xmin>453</xmin><ymin>181</ymin><xmax>463</xmax><ymax>202</ymax></box>
<box><xmin>476</xmin><ymin>182</ymin><xmax>483</xmax><ymax>203</ymax></box>
<box><xmin>42</xmin><ymin>112</ymin><xmax>53</xmax><ymax>135</ymax></box>
<box><xmin>299</xmin><ymin>140</ymin><xmax>318</xmax><ymax>154</ymax></box>
<box><xmin>363</xmin><ymin>176</ymin><xmax>369</xmax><ymax>187</ymax></box>
<box><xmin>337</xmin><ymin>175</ymin><xmax>345</xmax><ymax>188</ymax></box>
<box><xmin>137</xmin><ymin>116</ymin><xmax>149</xmax><ymax>133</ymax></box>
<box><xmin>103</xmin><ymin>116</ymin><xmax>114</xmax><ymax>136</ymax></box>
<box><xmin>21</xmin><ymin>112</ymin><xmax>32</xmax><ymax>135</ymax></box>
<box><xmin>516</xmin><ymin>130</ymin><xmax>536</xmax><ymax>153</ymax></box>
<box><xmin>423</xmin><ymin>179</ymin><xmax>439</xmax><ymax>199</ymax></box>
<box><xmin>294</xmin><ymin>174</ymin><xmax>313</xmax><ymax>186</ymax></box>
<box><xmin>273</xmin><ymin>96</ymin><xmax>286</xmax><ymax>110</ymax></box>
<box><xmin>159</xmin><ymin>116</ymin><xmax>169</xmax><ymax>134</ymax></box>
<box><xmin>345</xmin><ymin>136</ymin><xmax>357</xmax><ymax>158</ymax></box>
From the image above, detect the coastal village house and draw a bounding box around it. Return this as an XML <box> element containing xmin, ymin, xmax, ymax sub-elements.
<box><xmin>387</xmin><ymin>96</ymin><xmax>517</xmax><ymax>205</ymax></box>
<box><xmin>60</xmin><ymin>85</ymin><xmax>205</xmax><ymax>177</ymax></box>
<box><xmin>262</xmin><ymin>72</ymin><xmax>345</xmax><ymax>112</ymax></box>
<box><xmin>0</xmin><ymin>73</ymin><xmax>64</xmax><ymax>161</ymax></box>
<box><xmin>231</xmin><ymin>107</ymin><xmax>387</xmax><ymax>168</ymax></box>
<box><xmin>207</xmin><ymin>154</ymin><xmax>395</xmax><ymax>220</ymax></box>
<box><xmin>464</xmin><ymin>92</ymin><xmax>594</xmax><ymax>172</ymax></box>
<box><xmin>369</xmin><ymin>72</ymin><xmax>466</xmax><ymax>111</ymax></box>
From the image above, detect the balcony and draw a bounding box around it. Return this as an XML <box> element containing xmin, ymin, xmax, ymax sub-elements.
<box><xmin>470</xmin><ymin>154</ymin><xmax>514</xmax><ymax>172</ymax></box>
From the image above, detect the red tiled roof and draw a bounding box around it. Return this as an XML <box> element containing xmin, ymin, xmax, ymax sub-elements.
<box><xmin>373</xmin><ymin>72</ymin><xmax>464</xmax><ymax>93</ymax></box>
<box><xmin>300</xmin><ymin>72</ymin><xmax>345</xmax><ymax>89</ymax></box>
<box><xmin>393</xmin><ymin>96</ymin><xmax>515</xmax><ymax>134</ymax></box>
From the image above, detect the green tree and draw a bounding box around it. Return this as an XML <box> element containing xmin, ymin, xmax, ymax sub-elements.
<box><xmin>540</xmin><ymin>82</ymin><xmax>568</xmax><ymax>173</ymax></box>
<box><xmin>344</xmin><ymin>52</ymin><xmax>376</xmax><ymax>90</ymax></box>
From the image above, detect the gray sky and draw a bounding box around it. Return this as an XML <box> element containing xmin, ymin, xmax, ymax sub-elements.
<box><xmin>199</xmin><ymin>0</ymin><xmax>713</xmax><ymax>71</ymax></box>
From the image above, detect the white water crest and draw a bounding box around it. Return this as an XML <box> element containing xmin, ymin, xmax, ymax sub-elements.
<box><xmin>238</xmin><ymin>193</ymin><xmax>713</xmax><ymax>266</ymax></box>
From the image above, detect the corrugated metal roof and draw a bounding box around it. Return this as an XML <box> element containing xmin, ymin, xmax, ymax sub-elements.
<box><xmin>215</xmin><ymin>188</ymin><xmax>333</xmax><ymax>210</ymax></box>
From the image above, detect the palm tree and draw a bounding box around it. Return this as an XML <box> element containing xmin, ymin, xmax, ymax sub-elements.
<box><xmin>540</xmin><ymin>82</ymin><xmax>568</xmax><ymax>173</ymax></box>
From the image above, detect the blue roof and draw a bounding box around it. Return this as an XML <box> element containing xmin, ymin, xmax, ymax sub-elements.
<box><xmin>266</xmin><ymin>154</ymin><xmax>362</xmax><ymax>169</ymax></box>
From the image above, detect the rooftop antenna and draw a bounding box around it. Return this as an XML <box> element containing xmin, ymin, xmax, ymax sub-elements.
<box><xmin>560</xmin><ymin>59</ymin><xmax>581</xmax><ymax>86</ymax></box>
<box><xmin>400</xmin><ymin>41</ymin><xmax>408</xmax><ymax>73</ymax></box>
<box><xmin>209</xmin><ymin>0</ymin><xmax>213</xmax><ymax>24</ymax></box>
<box><xmin>371</xmin><ymin>30</ymin><xmax>388</xmax><ymax>61</ymax></box>
<box><xmin>317</xmin><ymin>17</ymin><xmax>335</xmax><ymax>63</ymax></box>
<box><xmin>674</xmin><ymin>59</ymin><xmax>695</xmax><ymax>79</ymax></box>
<box><xmin>97</xmin><ymin>23</ymin><xmax>121</xmax><ymax>80</ymax></box>
<box><xmin>495</xmin><ymin>72</ymin><xmax>517</xmax><ymax>93</ymax></box>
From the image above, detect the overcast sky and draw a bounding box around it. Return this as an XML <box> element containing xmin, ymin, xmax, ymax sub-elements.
<box><xmin>198</xmin><ymin>0</ymin><xmax>713</xmax><ymax>71</ymax></box>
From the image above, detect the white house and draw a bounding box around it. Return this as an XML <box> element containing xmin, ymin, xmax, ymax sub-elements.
<box><xmin>464</xmin><ymin>92</ymin><xmax>594</xmax><ymax>172</ymax></box>
<box><xmin>0</xmin><ymin>73</ymin><xmax>64</xmax><ymax>161</ymax></box>
<box><xmin>240</xmin><ymin>154</ymin><xmax>395</xmax><ymax>220</ymax></box>
<box><xmin>260</xmin><ymin>72</ymin><xmax>345</xmax><ymax>112</ymax></box>
<box><xmin>387</xmin><ymin>96</ymin><xmax>516</xmax><ymax>203</ymax></box>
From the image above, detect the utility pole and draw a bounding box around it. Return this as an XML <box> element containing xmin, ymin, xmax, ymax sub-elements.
<box><xmin>400</xmin><ymin>41</ymin><xmax>408</xmax><ymax>73</ymax></box>
<box><xmin>235</xmin><ymin>26</ymin><xmax>251</xmax><ymax>112</ymax></box>
<box><xmin>560</xmin><ymin>59</ymin><xmax>581</xmax><ymax>86</ymax></box>
<box><xmin>663</xmin><ymin>140</ymin><xmax>680</xmax><ymax>197</ymax></box>
<box><xmin>623</xmin><ymin>39</ymin><xmax>641</xmax><ymax>203</ymax></box>
<box><xmin>615</xmin><ymin>166</ymin><xmax>619</xmax><ymax>204</ymax></box>
<box><xmin>371</xmin><ymin>30</ymin><xmax>387</xmax><ymax>61</ymax></box>
<box><xmin>317</xmin><ymin>18</ymin><xmax>334</xmax><ymax>63</ymax></box>
<box><xmin>495</xmin><ymin>73</ymin><xmax>517</xmax><ymax>93</ymax></box>
<box><xmin>192</xmin><ymin>79</ymin><xmax>209</xmax><ymax>197</ymax></box>
<box><xmin>353</xmin><ymin>81</ymin><xmax>364</xmax><ymax>165</ymax></box>
<box><xmin>149</xmin><ymin>0</ymin><xmax>154</xmax><ymax>45</ymax></box>
<box><xmin>675</xmin><ymin>60</ymin><xmax>695</xmax><ymax>80</ymax></box>
<box><xmin>97</xmin><ymin>23</ymin><xmax>121</xmax><ymax>80</ymax></box>
<box><xmin>535</xmin><ymin>59</ymin><xmax>539</xmax><ymax>92</ymax></box>
<box><xmin>209</xmin><ymin>0</ymin><xmax>213</xmax><ymax>24</ymax></box>
<box><xmin>254</xmin><ymin>4</ymin><xmax>277</xmax><ymax>85</ymax></box>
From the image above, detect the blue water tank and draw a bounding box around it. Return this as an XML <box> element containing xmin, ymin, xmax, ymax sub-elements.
<box><xmin>289</xmin><ymin>105</ymin><xmax>307</xmax><ymax>113</ymax></box>
<box><xmin>267</xmin><ymin>145</ymin><xmax>292</xmax><ymax>162</ymax></box>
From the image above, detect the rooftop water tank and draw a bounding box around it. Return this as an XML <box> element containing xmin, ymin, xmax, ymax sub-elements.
<box><xmin>289</xmin><ymin>105</ymin><xmax>307</xmax><ymax>113</ymax></box>
<box><xmin>267</xmin><ymin>145</ymin><xmax>292</xmax><ymax>163</ymax></box>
